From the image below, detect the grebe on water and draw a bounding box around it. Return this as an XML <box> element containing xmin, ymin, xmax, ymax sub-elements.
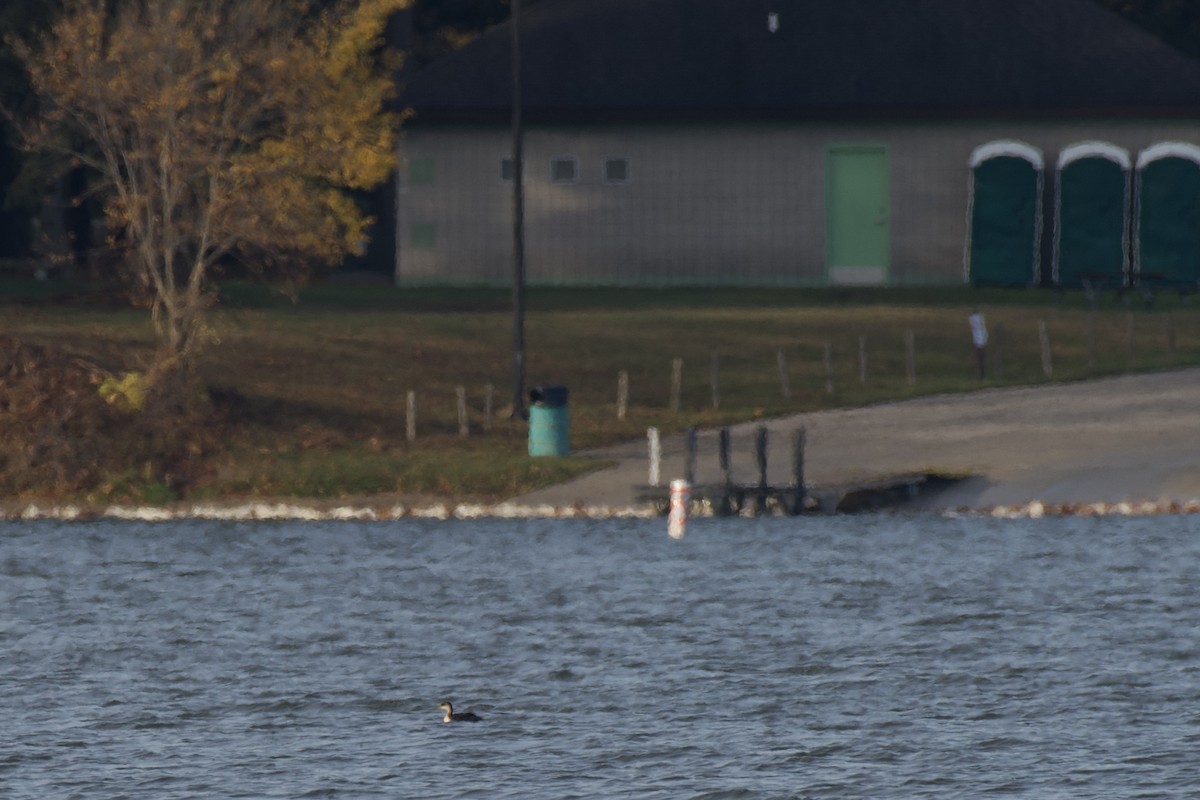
<box><xmin>438</xmin><ymin>701</ymin><xmax>482</xmax><ymax>723</ymax></box>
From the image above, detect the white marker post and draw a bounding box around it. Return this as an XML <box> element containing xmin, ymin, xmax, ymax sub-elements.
<box><xmin>647</xmin><ymin>427</ymin><xmax>661</xmax><ymax>487</ymax></box>
<box><xmin>668</xmin><ymin>479</ymin><xmax>691</xmax><ymax>539</ymax></box>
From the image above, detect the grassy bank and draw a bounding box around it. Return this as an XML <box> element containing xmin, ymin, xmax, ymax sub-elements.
<box><xmin>6</xmin><ymin>278</ymin><xmax>1200</xmax><ymax>504</ymax></box>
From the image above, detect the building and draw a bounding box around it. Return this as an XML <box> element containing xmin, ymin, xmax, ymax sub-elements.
<box><xmin>396</xmin><ymin>0</ymin><xmax>1200</xmax><ymax>288</ymax></box>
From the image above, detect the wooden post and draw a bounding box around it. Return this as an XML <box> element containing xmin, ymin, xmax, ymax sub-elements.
<box><xmin>456</xmin><ymin>385</ymin><xmax>468</xmax><ymax>437</ymax></box>
<box><xmin>993</xmin><ymin>322</ymin><xmax>1006</xmax><ymax>380</ymax></box>
<box><xmin>776</xmin><ymin>350</ymin><xmax>791</xmax><ymax>400</ymax></box>
<box><xmin>670</xmin><ymin>357</ymin><xmax>683</xmax><ymax>413</ymax></box>
<box><xmin>754</xmin><ymin>426</ymin><xmax>768</xmax><ymax>514</ymax></box>
<box><xmin>717</xmin><ymin>426</ymin><xmax>734</xmax><ymax>516</ymax></box>
<box><xmin>858</xmin><ymin>335</ymin><xmax>867</xmax><ymax>384</ymax></box>
<box><xmin>1039</xmin><ymin>319</ymin><xmax>1053</xmax><ymax>378</ymax></box>
<box><xmin>710</xmin><ymin>350</ymin><xmax>720</xmax><ymax>410</ymax></box>
<box><xmin>791</xmin><ymin>427</ymin><xmax>807</xmax><ymax>515</ymax></box>
<box><xmin>905</xmin><ymin>329</ymin><xmax>916</xmax><ymax>387</ymax></box>
<box><xmin>685</xmin><ymin>426</ymin><xmax>697</xmax><ymax>484</ymax></box>
<box><xmin>647</xmin><ymin>427</ymin><xmax>661</xmax><ymax>486</ymax></box>
<box><xmin>405</xmin><ymin>390</ymin><xmax>416</xmax><ymax>442</ymax></box>
<box><xmin>1087</xmin><ymin>314</ymin><xmax>1097</xmax><ymax>369</ymax></box>
<box><xmin>483</xmin><ymin>383</ymin><xmax>495</xmax><ymax>432</ymax></box>
<box><xmin>823</xmin><ymin>342</ymin><xmax>834</xmax><ymax>395</ymax></box>
<box><xmin>616</xmin><ymin>370</ymin><xmax>629</xmax><ymax>420</ymax></box>
<box><xmin>719</xmin><ymin>427</ymin><xmax>733</xmax><ymax>487</ymax></box>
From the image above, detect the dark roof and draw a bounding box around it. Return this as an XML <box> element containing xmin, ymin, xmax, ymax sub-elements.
<box><xmin>401</xmin><ymin>0</ymin><xmax>1200</xmax><ymax>123</ymax></box>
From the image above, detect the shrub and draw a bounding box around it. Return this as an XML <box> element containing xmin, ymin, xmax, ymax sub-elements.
<box><xmin>0</xmin><ymin>336</ymin><xmax>218</xmax><ymax>500</ymax></box>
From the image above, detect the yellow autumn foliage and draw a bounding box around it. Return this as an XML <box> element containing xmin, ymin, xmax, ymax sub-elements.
<box><xmin>12</xmin><ymin>0</ymin><xmax>410</xmax><ymax>362</ymax></box>
<box><xmin>98</xmin><ymin>371</ymin><xmax>147</xmax><ymax>412</ymax></box>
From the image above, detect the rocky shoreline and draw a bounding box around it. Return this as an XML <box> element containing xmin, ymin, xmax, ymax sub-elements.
<box><xmin>7</xmin><ymin>494</ymin><xmax>1200</xmax><ymax>523</ymax></box>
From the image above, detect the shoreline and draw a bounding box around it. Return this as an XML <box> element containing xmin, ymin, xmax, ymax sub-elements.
<box><xmin>9</xmin><ymin>367</ymin><xmax>1200</xmax><ymax>523</ymax></box>
<box><xmin>6</xmin><ymin>492</ymin><xmax>1200</xmax><ymax>523</ymax></box>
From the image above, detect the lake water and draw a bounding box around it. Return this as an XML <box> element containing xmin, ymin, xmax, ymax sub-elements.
<box><xmin>3</xmin><ymin>513</ymin><xmax>1199</xmax><ymax>799</ymax></box>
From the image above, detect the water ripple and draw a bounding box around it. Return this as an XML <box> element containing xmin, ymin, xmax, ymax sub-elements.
<box><xmin>2</xmin><ymin>515</ymin><xmax>1200</xmax><ymax>797</ymax></box>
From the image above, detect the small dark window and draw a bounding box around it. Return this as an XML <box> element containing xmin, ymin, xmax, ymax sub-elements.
<box><xmin>605</xmin><ymin>158</ymin><xmax>630</xmax><ymax>184</ymax></box>
<box><xmin>408</xmin><ymin>157</ymin><xmax>435</xmax><ymax>186</ymax></box>
<box><xmin>410</xmin><ymin>222</ymin><xmax>437</xmax><ymax>250</ymax></box>
<box><xmin>551</xmin><ymin>156</ymin><xmax>578</xmax><ymax>183</ymax></box>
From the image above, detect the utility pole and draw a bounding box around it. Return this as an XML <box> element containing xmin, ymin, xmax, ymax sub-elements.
<box><xmin>510</xmin><ymin>0</ymin><xmax>527</xmax><ymax>420</ymax></box>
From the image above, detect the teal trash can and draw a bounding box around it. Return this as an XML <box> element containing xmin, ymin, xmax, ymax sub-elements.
<box><xmin>528</xmin><ymin>385</ymin><xmax>569</xmax><ymax>457</ymax></box>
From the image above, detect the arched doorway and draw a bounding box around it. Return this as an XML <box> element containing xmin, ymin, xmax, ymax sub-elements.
<box><xmin>1135</xmin><ymin>142</ymin><xmax>1200</xmax><ymax>287</ymax></box>
<box><xmin>1054</xmin><ymin>142</ymin><xmax>1130</xmax><ymax>289</ymax></box>
<box><xmin>965</xmin><ymin>140</ymin><xmax>1043</xmax><ymax>286</ymax></box>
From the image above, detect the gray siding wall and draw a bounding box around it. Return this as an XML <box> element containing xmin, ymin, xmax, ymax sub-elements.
<box><xmin>395</xmin><ymin>119</ymin><xmax>1200</xmax><ymax>287</ymax></box>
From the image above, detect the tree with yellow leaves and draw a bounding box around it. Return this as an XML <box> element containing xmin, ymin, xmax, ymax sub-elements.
<box><xmin>10</xmin><ymin>0</ymin><xmax>408</xmax><ymax>362</ymax></box>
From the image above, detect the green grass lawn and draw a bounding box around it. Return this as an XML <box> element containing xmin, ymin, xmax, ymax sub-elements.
<box><xmin>6</xmin><ymin>278</ymin><xmax>1200</xmax><ymax>503</ymax></box>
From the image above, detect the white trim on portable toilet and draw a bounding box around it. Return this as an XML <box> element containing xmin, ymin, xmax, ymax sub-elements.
<box><xmin>1136</xmin><ymin>141</ymin><xmax>1200</xmax><ymax>170</ymax></box>
<box><xmin>968</xmin><ymin>139</ymin><xmax>1045</xmax><ymax>171</ymax></box>
<box><xmin>1057</xmin><ymin>141</ymin><xmax>1132</xmax><ymax>172</ymax></box>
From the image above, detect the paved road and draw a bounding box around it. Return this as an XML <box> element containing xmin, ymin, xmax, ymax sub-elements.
<box><xmin>512</xmin><ymin>368</ymin><xmax>1200</xmax><ymax>512</ymax></box>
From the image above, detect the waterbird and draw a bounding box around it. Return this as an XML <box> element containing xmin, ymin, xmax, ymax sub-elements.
<box><xmin>438</xmin><ymin>701</ymin><xmax>482</xmax><ymax>723</ymax></box>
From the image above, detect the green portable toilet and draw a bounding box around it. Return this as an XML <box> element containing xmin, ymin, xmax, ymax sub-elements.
<box><xmin>528</xmin><ymin>385</ymin><xmax>569</xmax><ymax>457</ymax></box>
<box><xmin>1135</xmin><ymin>142</ymin><xmax>1200</xmax><ymax>287</ymax></box>
<box><xmin>966</xmin><ymin>140</ymin><xmax>1044</xmax><ymax>286</ymax></box>
<box><xmin>1054</xmin><ymin>141</ymin><xmax>1130</xmax><ymax>289</ymax></box>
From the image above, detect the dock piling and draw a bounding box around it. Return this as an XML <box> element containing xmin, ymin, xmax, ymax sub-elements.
<box><xmin>685</xmin><ymin>427</ymin><xmax>698</xmax><ymax>485</ymax></box>
<box><xmin>790</xmin><ymin>427</ymin><xmax>807</xmax><ymax>514</ymax></box>
<box><xmin>648</xmin><ymin>427</ymin><xmax>661</xmax><ymax>487</ymax></box>
<box><xmin>717</xmin><ymin>427</ymin><xmax>734</xmax><ymax>515</ymax></box>
<box><xmin>755</xmin><ymin>426</ymin><xmax>768</xmax><ymax>514</ymax></box>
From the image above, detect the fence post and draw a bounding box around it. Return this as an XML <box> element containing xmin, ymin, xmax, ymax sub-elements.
<box><xmin>858</xmin><ymin>335</ymin><xmax>867</xmax><ymax>384</ymax></box>
<box><xmin>617</xmin><ymin>370</ymin><xmax>629</xmax><ymax>420</ymax></box>
<box><xmin>406</xmin><ymin>390</ymin><xmax>416</xmax><ymax>442</ymax></box>
<box><xmin>1039</xmin><ymin>319</ymin><xmax>1054</xmax><ymax>378</ymax></box>
<box><xmin>483</xmin><ymin>383</ymin><xmax>494</xmax><ymax>432</ymax></box>
<box><xmin>670</xmin><ymin>357</ymin><xmax>683</xmax><ymax>413</ymax></box>
<box><xmin>993</xmin><ymin>322</ymin><xmax>1006</xmax><ymax>380</ymax></box>
<box><xmin>647</xmin><ymin>427</ymin><xmax>661</xmax><ymax>487</ymax></box>
<box><xmin>905</xmin><ymin>329</ymin><xmax>916</xmax><ymax>387</ymax></box>
<box><xmin>776</xmin><ymin>350</ymin><xmax>791</xmax><ymax>400</ymax></box>
<box><xmin>823</xmin><ymin>342</ymin><xmax>834</xmax><ymax>395</ymax></box>
<box><xmin>456</xmin><ymin>385</ymin><xmax>468</xmax><ymax>437</ymax></box>
<box><xmin>710</xmin><ymin>350</ymin><xmax>720</xmax><ymax>410</ymax></box>
<box><xmin>1126</xmin><ymin>312</ymin><xmax>1136</xmax><ymax>360</ymax></box>
<box><xmin>1087</xmin><ymin>314</ymin><xmax>1097</xmax><ymax>369</ymax></box>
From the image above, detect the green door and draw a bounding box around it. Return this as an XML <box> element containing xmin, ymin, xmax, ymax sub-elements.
<box><xmin>1055</xmin><ymin>155</ymin><xmax>1129</xmax><ymax>288</ymax></box>
<box><xmin>826</xmin><ymin>146</ymin><xmax>889</xmax><ymax>284</ymax></box>
<box><xmin>1137</xmin><ymin>155</ymin><xmax>1200</xmax><ymax>285</ymax></box>
<box><xmin>968</xmin><ymin>154</ymin><xmax>1041</xmax><ymax>286</ymax></box>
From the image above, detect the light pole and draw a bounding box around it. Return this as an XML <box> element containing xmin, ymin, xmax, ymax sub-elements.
<box><xmin>510</xmin><ymin>0</ymin><xmax>527</xmax><ymax>420</ymax></box>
